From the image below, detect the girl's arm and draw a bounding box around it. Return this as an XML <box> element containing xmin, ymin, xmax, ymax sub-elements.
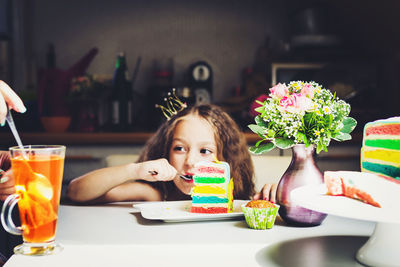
<box><xmin>67</xmin><ymin>158</ymin><xmax>177</xmax><ymax>203</ymax></box>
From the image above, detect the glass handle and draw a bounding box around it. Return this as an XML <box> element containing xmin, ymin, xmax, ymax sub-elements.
<box><xmin>0</xmin><ymin>194</ymin><xmax>22</xmax><ymax>235</ymax></box>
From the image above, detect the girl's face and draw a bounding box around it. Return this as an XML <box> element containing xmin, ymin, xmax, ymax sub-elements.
<box><xmin>169</xmin><ymin>114</ymin><xmax>217</xmax><ymax>195</ymax></box>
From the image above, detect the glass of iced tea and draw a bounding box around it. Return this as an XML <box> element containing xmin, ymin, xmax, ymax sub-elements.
<box><xmin>1</xmin><ymin>145</ymin><xmax>65</xmax><ymax>256</ymax></box>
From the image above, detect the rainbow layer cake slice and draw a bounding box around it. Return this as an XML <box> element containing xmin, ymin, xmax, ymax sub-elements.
<box><xmin>324</xmin><ymin>171</ymin><xmax>381</xmax><ymax>207</ymax></box>
<box><xmin>190</xmin><ymin>161</ymin><xmax>234</xmax><ymax>213</ymax></box>
<box><xmin>361</xmin><ymin>117</ymin><xmax>400</xmax><ymax>183</ymax></box>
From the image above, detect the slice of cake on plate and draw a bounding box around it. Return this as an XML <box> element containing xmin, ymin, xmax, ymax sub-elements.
<box><xmin>190</xmin><ymin>161</ymin><xmax>234</xmax><ymax>213</ymax></box>
<box><xmin>361</xmin><ymin>117</ymin><xmax>400</xmax><ymax>183</ymax></box>
<box><xmin>324</xmin><ymin>171</ymin><xmax>382</xmax><ymax>207</ymax></box>
<box><xmin>324</xmin><ymin>117</ymin><xmax>400</xmax><ymax>208</ymax></box>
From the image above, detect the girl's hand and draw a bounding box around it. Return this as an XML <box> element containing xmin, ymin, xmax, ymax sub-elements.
<box><xmin>0</xmin><ymin>80</ymin><xmax>27</xmax><ymax>125</ymax></box>
<box><xmin>136</xmin><ymin>159</ymin><xmax>178</xmax><ymax>182</ymax></box>
<box><xmin>0</xmin><ymin>169</ymin><xmax>15</xmax><ymax>201</ymax></box>
<box><xmin>253</xmin><ymin>183</ymin><xmax>277</xmax><ymax>203</ymax></box>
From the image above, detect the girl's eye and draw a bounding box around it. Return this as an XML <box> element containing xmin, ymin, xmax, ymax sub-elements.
<box><xmin>200</xmin><ymin>148</ymin><xmax>213</xmax><ymax>155</ymax></box>
<box><xmin>173</xmin><ymin>146</ymin><xmax>186</xmax><ymax>152</ymax></box>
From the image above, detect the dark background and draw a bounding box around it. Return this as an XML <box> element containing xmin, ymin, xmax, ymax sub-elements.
<box><xmin>0</xmin><ymin>0</ymin><xmax>399</xmax><ymax>132</ymax></box>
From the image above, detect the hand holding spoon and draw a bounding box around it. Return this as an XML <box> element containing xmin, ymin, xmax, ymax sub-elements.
<box><xmin>148</xmin><ymin>171</ymin><xmax>193</xmax><ymax>181</ymax></box>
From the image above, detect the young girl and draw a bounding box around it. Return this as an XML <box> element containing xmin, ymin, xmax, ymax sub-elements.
<box><xmin>67</xmin><ymin>104</ymin><xmax>276</xmax><ymax>203</ymax></box>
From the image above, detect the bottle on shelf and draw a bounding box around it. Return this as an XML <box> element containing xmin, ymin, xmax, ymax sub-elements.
<box><xmin>109</xmin><ymin>52</ymin><xmax>133</xmax><ymax>132</ymax></box>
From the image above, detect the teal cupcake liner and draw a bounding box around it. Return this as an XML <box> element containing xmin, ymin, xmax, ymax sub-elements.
<box><xmin>241</xmin><ymin>204</ymin><xmax>280</xmax><ymax>230</ymax></box>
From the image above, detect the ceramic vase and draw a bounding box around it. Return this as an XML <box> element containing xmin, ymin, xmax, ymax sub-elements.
<box><xmin>276</xmin><ymin>144</ymin><xmax>327</xmax><ymax>226</ymax></box>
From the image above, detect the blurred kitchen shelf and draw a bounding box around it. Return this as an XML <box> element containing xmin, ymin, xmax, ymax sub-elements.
<box><xmin>0</xmin><ymin>132</ymin><xmax>363</xmax><ymax>146</ymax></box>
<box><xmin>0</xmin><ymin>132</ymin><xmax>153</xmax><ymax>146</ymax></box>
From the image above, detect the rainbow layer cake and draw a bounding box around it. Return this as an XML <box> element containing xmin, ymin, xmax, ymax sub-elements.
<box><xmin>190</xmin><ymin>161</ymin><xmax>234</xmax><ymax>213</ymax></box>
<box><xmin>361</xmin><ymin>117</ymin><xmax>400</xmax><ymax>183</ymax></box>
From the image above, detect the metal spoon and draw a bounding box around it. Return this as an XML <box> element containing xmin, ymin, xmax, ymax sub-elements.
<box><xmin>148</xmin><ymin>171</ymin><xmax>193</xmax><ymax>181</ymax></box>
<box><xmin>6</xmin><ymin>107</ymin><xmax>53</xmax><ymax>199</ymax></box>
<box><xmin>5</xmin><ymin>107</ymin><xmax>24</xmax><ymax>149</ymax></box>
<box><xmin>179</xmin><ymin>174</ymin><xmax>193</xmax><ymax>181</ymax></box>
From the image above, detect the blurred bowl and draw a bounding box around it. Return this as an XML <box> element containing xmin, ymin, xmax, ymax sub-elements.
<box><xmin>40</xmin><ymin>116</ymin><xmax>71</xmax><ymax>133</ymax></box>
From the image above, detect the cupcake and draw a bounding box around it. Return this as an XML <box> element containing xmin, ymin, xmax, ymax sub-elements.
<box><xmin>242</xmin><ymin>200</ymin><xmax>279</xmax><ymax>230</ymax></box>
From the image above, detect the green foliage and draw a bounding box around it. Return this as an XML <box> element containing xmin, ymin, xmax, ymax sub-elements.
<box><xmin>274</xmin><ymin>138</ymin><xmax>296</xmax><ymax>149</ymax></box>
<box><xmin>248</xmin><ymin>124</ymin><xmax>266</xmax><ymax>137</ymax></box>
<box><xmin>249</xmin><ymin>142</ymin><xmax>275</xmax><ymax>155</ymax></box>
<box><xmin>341</xmin><ymin>117</ymin><xmax>357</xmax><ymax>133</ymax></box>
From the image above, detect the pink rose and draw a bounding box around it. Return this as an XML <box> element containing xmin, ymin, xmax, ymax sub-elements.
<box><xmin>294</xmin><ymin>94</ymin><xmax>313</xmax><ymax>112</ymax></box>
<box><xmin>279</xmin><ymin>93</ymin><xmax>313</xmax><ymax>113</ymax></box>
<box><xmin>300</xmin><ymin>83</ymin><xmax>315</xmax><ymax>99</ymax></box>
<box><xmin>270</xmin><ymin>83</ymin><xmax>288</xmax><ymax>99</ymax></box>
<box><xmin>279</xmin><ymin>95</ymin><xmax>295</xmax><ymax>110</ymax></box>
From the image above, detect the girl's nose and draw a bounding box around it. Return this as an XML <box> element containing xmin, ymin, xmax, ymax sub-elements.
<box><xmin>185</xmin><ymin>150</ymin><xmax>198</xmax><ymax>168</ymax></box>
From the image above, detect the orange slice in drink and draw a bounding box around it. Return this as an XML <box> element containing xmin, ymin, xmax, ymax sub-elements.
<box><xmin>14</xmin><ymin>159</ymin><xmax>57</xmax><ymax>229</ymax></box>
<box><xmin>28</xmin><ymin>173</ymin><xmax>53</xmax><ymax>200</ymax></box>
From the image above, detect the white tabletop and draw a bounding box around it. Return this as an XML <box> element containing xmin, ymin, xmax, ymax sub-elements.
<box><xmin>5</xmin><ymin>202</ymin><xmax>375</xmax><ymax>267</ymax></box>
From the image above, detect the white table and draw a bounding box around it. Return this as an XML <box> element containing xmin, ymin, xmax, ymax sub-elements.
<box><xmin>5</xmin><ymin>202</ymin><xmax>375</xmax><ymax>267</ymax></box>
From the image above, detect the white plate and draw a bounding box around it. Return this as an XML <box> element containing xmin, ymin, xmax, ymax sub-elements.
<box><xmin>133</xmin><ymin>200</ymin><xmax>247</xmax><ymax>222</ymax></box>
<box><xmin>291</xmin><ymin>184</ymin><xmax>400</xmax><ymax>223</ymax></box>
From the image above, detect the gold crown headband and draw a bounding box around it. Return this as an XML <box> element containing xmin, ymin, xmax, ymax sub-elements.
<box><xmin>155</xmin><ymin>88</ymin><xmax>187</xmax><ymax>120</ymax></box>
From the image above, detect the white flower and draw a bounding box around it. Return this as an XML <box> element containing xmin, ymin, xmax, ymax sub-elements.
<box><xmin>323</xmin><ymin>106</ymin><xmax>331</xmax><ymax>114</ymax></box>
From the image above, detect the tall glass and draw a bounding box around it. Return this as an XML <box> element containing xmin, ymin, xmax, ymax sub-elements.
<box><xmin>1</xmin><ymin>145</ymin><xmax>65</xmax><ymax>255</ymax></box>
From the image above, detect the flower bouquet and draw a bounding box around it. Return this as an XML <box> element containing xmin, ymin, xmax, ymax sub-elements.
<box><xmin>69</xmin><ymin>74</ymin><xmax>110</xmax><ymax>101</ymax></box>
<box><xmin>68</xmin><ymin>74</ymin><xmax>111</xmax><ymax>132</ymax></box>
<box><xmin>249</xmin><ymin>81</ymin><xmax>357</xmax><ymax>154</ymax></box>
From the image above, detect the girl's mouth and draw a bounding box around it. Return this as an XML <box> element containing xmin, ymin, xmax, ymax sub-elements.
<box><xmin>180</xmin><ymin>173</ymin><xmax>194</xmax><ymax>182</ymax></box>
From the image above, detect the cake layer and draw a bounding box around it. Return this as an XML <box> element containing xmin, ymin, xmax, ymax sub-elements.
<box><xmin>191</xmin><ymin>202</ymin><xmax>228</xmax><ymax>208</ymax></box>
<box><xmin>190</xmin><ymin>206</ymin><xmax>228</xmax><ymax>213</ymax></box>
<box><xmin>195</xmin><ymin>173</ymin><xmax>226</xmax><ymax>178</ymax></box>
<box><xmin>192</xmin><ymin>196</ymin><xmax>228</xmax><ymax>204</ymax></box>
<box><xmin>365</xmin><ymin>123</ymin><xmax>400</xmax><ymax>136</ymax></box>
<box><xmin>362</xmin><ymin>162</ymin><xmax>400</xmax><ymax>179</ymax></box>
<box><xmin>363</xmin><ymin>158</ymin><xmax>400</xmax><ymax>168</ymax></box>
<box><xmin>193</xmin><ymin>177</ymin><xmax>226</xmax><ymax>183</ymax></box>
<box><xmin>363</xmin><ymin>149</ymin><xmax>400</xmax><ymax>165</ymax></box>
<box><xmin>364</xmin><ymin>139</ymin><xmax>400</xmax><ymax>150</ymax></box>
<box><xmin>196</xmin><ymin>166</ymin><xmax>225</xmax><ymax>174</ymax></box>
<box><xmin>192</xmin><ymin>185</ymin><xmax>226</xmax><ymax>195</ymax></box>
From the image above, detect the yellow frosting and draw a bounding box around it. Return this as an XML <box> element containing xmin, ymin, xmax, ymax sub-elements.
<box><xmin>228</xmin><ymin>179</ymin><xmax>234</xmax><ymax>212</ymax></box>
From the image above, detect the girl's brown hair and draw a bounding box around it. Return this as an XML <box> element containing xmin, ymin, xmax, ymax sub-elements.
<box><xmin>138</xmin><ymin>104</ymin><xmax>255</xmax><ymax>199</ymax></box>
